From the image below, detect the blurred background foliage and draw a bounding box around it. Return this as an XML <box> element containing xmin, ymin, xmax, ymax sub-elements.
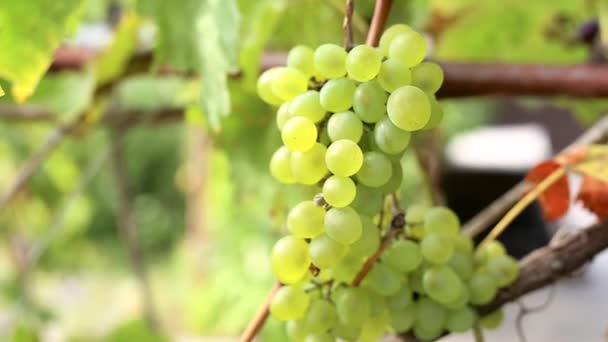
<box><xmin>0</xmin><ymin>0</ymin><xmax>605</xmax><ymax>341</ymax></box>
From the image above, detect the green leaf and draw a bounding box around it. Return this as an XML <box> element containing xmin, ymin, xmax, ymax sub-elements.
<box><xmin>95</xmin><ymin>11</ymin><xmax>140</xmax><ymax>85</ymax></box>
<box><xmin>0</xmin><ymin>0</ymin><xmax>85</xmax><ymax>102</ymax></box>
<box><xmin>27</xmin><ymin>71</ymin><xmax>95</xmax><ymax>120</ymax></box>
<box><xmin>103</xmin><ymin>319</ymin><xmax>166</xmax><ymax>342</ymax></box>
<box><xmin>114</xmin><ymin>75</ymin><xmax>195</xmax><ymax>110</ymax></box>
<box><xmin>0</xmin><ymin>85</ymin><xmax>4</xmax><ymax>97</ymax></box>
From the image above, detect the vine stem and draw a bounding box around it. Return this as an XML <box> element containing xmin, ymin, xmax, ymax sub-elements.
<box><xmin>366</xmin><ymin>0</ymin><xmax>393</xmax><ymax>46</ymax></box>
<box><xmin>343</xmin><ymin>0</ymin><xmax>355</xmax><ymax>50</ymax></box>
<box><xmin>473</xmin><ymin>324</ymin><xmax>485</xmax><ymax>342</ymax></box>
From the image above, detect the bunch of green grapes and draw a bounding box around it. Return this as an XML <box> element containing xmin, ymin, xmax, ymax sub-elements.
<box><xmin>258</xmin><ymin>24</ymin><xmax>519</xmax><ymax>342</ymax></box>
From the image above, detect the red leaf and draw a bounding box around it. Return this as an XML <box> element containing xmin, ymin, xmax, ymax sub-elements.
<box><xmin>526</xmin><ymin>161</ymin><xmax>570</xmax><ymax>220</ymax></box>
<box><xmin>577</xmin><ymin>176</ymin><xmax>608</xmax><ymax>220</ymax></box>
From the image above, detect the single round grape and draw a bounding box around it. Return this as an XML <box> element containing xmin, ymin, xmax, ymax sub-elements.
<box><xmin>474</xmin><ymin>240</ymin><xmax>507</xmax><ymax>265</ymax></box>
<box><xmin>286</xmin><ymin>319</ymin><xmax>307</xmax><ymax>342</ymax></box>
<box><xmin>276</xmin><ymin>102</ymin><xmax>292</xmax><ymax>130</ymax></box>
<box><xmin>486</xmin><ymin>254</ymin><xmax>519</xmax><ymax>287</ymax></box>
<box><xmin>309</xmin><ymin>234</ymin><xmax>347</xmax><ymax>269</ymax></box>
<box><xmin>270</xmin><ymin>146</ymin><xmax>296</xmax><ymax>184</ymax></box>
<box><xmin>287</xmin><ymin>45</ymin><xmax>315</xmax><ymax>77</ymax></box>
<box><xmin>445</xmin><ymin>306</ymin><xmax>477</xmax><ymax>333</ymax></box>
<box><xmin>349</xmin><ymin>216</ymin><xmax>380</xmax><ymax>259</ymax></box>
<box><xmin>453</xmin><ymin>234</ymin><xmax>474</xmax><ymax>254</ymax></box>
<box><xmin>415</xmin><ymin>297</ymin><xmax>447</xmax><ymax>333</ymax></box>
<box><xmin>320</xmin><ymin>78</ymin><xmax>356</xmax><ymax>112</ymax></box>
<box><xmin>327</xmin><ymin>111</ymin><xmax>363</xmax><ymax>142</ymax></box>
<box><xmin>388</xmin><ymin>30</ymin><xmax>427</xmax><ymax>67</ymax></box>
<box><xmin>271</xmin><ymin>67</ymin><xmax>309</xmax><ymax>101</ymax></box>
<box><xmin>444</xmin><ymin>287</ymin><xmax>470</xmax><ymax>310</ymax></box>
<box><xmin>379</xmin><ymin>24</ymin><xmax>412</xmax><ymax>56</ymax></box>
<box><xmin>365</xmin><ymin>262</ymin><xmax>401</xmax><ymax>296</ymax></box>
<box><xmin>413</xmin><ymin>324</ymin><xmax>442</xmax><ymax>341</ymax></box>
<box><xmin>479</xmin><ymin>308</ymin><xmax>504</xmax><ymax>330</ymax></box>
<box><xmin>270</xmin><ymin>285</ymin><xmax>310</xmax><ymax>321</ymax></box>
<box><xmin>304</xmin><ymin>299</ymin><xmax>338</xmax><ymax>333</ymax></box>
<box><xmin>335</xmin><ymin>287</ymin><xmax>371</xmax><ymax>325</ymax></box>
<box><xmin>359</xmin><ymin>314</ymin><xmax>389</xmax><ymax>342</ymax></box>
<box><xmin>353</xmin><ymin>80</ymin><xmax>387</xmax><ymax>123</ymax></box>
<box><xmin>282</xmin><ymin>117</ymin><xmax>317</xmax><ymax>152</ymax></box>
<box><xmin>389</xmin><ymin>303</ymin><xmax>416</xmax><ymax>333</ymax></box>
<box><xmin>332</xmin><ymin>320</ymin><xmax>360</xmax><ymax>341</ymax></box>
<box><xmin>272</xmin><ymin>236</ymin><xmax>310</xmax><ymax>284</ymax></box>
<box><xmin>379</xmin><ymin>160</ymin><xmax>403</xmax><ymax>194</ymax></box>
<box><xmin>323</xmin><ymin>176</ymin><xmax>356</xmax><ymax>208</ymax></box>
<box><xmin>314</xmin><ymin>44</ymin><xmax>347</xmax><ymax>79</ymax></box>
<box><xmin>387</xmin><ymin>86</ymin><xmax>431</xmax><ymax>131</ymax></box>
<box><xmin>422</xmin><ymin>97</ymin><xmax>444</xmax><ymax>130</ymax></box>
<box><xmin>383</xmin><ymin>240</ymin><xmax>423</xmax><ymax>273</ymax></box>
<box><xmin>325</xmin><ymin>140</ymin><xmax>363</xmax><ymax>177</ymax></box>
<box><xmin>406</xmin><ymin>205</ymin><xmax>429</xmax><ymax>225</ymax></box>
<box><xmin>373</xmin><ymin>117</ymin><xmax>411</xmax><ymax>155</ymax></box>
<box><xmin>324</xmin><ymin>206</ymin><xmax>362</xmax><ymax>244</ymax></box>
<box><xmin>331</xmin><ymin>253</ymin><xmax>364</xmax><ymax>283</ymax></box>
<box><xmin>303</xmin><ymin>332</ymin><xmax>334</xmax><ymax>342</ymax></box>
<box><xmin>291</xmin><ymin>90</ymin><xmax>326</xmax><ymax>123</ymax></box>
<box><xmin>387</xmin><ymin>285</ymin><xmax>413</xmax><ymax>311</ymax></box>
<box><xmin>346</xmin><ymin>45</ymin><xmax>382</xmax><ymax>82</ymax></box>
<box><xmin>366</xmin><ymin>290</ymin><xmax>387</xmax><ymax>317</ymax></box>
<box><xmin>287</xmin><ymin>200</ymin><xmax>325</xmax><ymax>238</ymax></box>
<box><xmin>424</xmin><ymin>206</ymin><xmax>460</xmax><ymax>236</ymax></box>
<box><xmin>257</xmin><ymin>68</ymin><xmax>283</xmax><ymax>106</ymax></box>
<box><xmin>468</xmin><ymin>271</ymin><xmax>498</xmax><ymax>305</ymax></box>
<box><xmin>290</xmin><ymin>143</ymin><xmax>328</xmax><ymax>185</ymax></box>
<box><xmin>351</xmin><ymin>185</ymin><xmax>383</xmax><ymax>217</ymax></box>
<box><xmin>448</xmin><ymin>250</ymin><xmax>474</xmax><ymax>280</ymax></box>
<box><xmin>421</xmin><ymin>233</ymin><xmax>454</xmax><ymax>264</ymax></box>
<box><xmin>423</xmin><ymin>265</ymin><xmax>464</xmax><ymax>304</ymax></box>
<box><xmin>377</xmin><ymin>58</ymin><xmax>412</xmax><ymax>93</ymax></box>
<box><xmin>357</xmin><ymin>151</ymin><xmax>392</xmax><ymax>188</ymax></box>
<box><xmin>411</xmin><ymin>61</ymin><xmax>444</xmax><ymax>94</ymax></box>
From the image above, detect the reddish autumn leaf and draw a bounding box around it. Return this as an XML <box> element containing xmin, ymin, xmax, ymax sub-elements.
<box><xmin>526</xmin><ymin>161</ymin><xmax>570</xmax><ymax>220</ymax></box>
<box><xmin>577</xmin><ymin>176</ymin><xmax>608</xmax><ymax>220</ymax></box>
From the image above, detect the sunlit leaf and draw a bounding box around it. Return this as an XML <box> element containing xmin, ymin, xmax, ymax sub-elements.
<box><xmin>577</xmin><ymin>176</ymin><xmax>608</xmax><ymax>220</ymax></box>
<box><xmin>95</xmin><ymin>11</ymin><xmax>140</xmax><ymax>86</ymax></box>
<box><xmin>571</xmin><ymin>145</ymin><xmax>608</xmax><ymax>184</ymax></box>
<box><xmin>526</xmin><ymin>160</ymin><xmax>570</xmax><ymax>220</ymax></box>
<box><xmin>27</xmin><ymin>71</ymin><xmax>95</xmax><ymax>120</ymax></box>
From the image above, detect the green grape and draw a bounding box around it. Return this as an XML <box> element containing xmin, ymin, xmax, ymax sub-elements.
<box><xmin>415</xmin><ymin>297</ymin><xmax>447</xmax><ymax>333</ymax></box>
<box><xmin>445</xmin><ymin>306</ymin><xmax>477</xmax><ymax>333</ymax></box>
<box><xmin>388</xmin><ymin>30</ymin><xmax>427</xmax><ymax>67</ymax></box>
<box><xmin>287</xmin><ymin>319</ymin><xmax>307</xmax><ymax>342</ymax></box>
<box><xmin>353</xmin><ymin>80</ymin><xmax>387</xmax><ymax>123</ymax></box>
<box><xmin>271</xmin><ymin>67</ymin><xmax>309</xmax><ymax>101</ymax></box>
<box><xmin>422</xmin><ymin>97</ymin><xmax>444</xmax><ymax>130</ymax></box>
<box><xmin>272</xmin><ymin>236</ymin><xmax>310</xmax><ymax>284</ymax></box>
<box><xmin>387</xmin><ymin>86</ymin><xmax>431</xmax><ymax>131</ymax></box>
<box><xmin>322</xmin><ymin>176</ymin><xmax>356</xmax><ymax>208</ymax></box>
<box><xmin>366</xmin><ymin>290</ymin><xmax>387</xmax><ymax>316</ymax></box>
<box><xmin>277</xmin><ymin>102</ymin><xmax>292</xmax><ymax>130</ymax></box>
<box><xmin>357</xmin><ymin>151</ymin><xmax>392</xmax><ymax>187</ymax></box>
<box><xmin>346</xmin><ymin>45</ymin><xmax>382</xmax><ymax>82</ymax></box>
<box><xmin>291</xmin><ymin>90</ymin><xmax>326</xmax><ymax>123</ymax></box>
<box><xmin>365</xmin><ymin>262</ymin><xmax>401</xmax><ymax>296</ymax></box>
<box><xmin>257</xmin><ymin>68</ymin><xmax>283</xmax><ymax>106</ymax></box>
<box><xmin>349</xmin><ymin>216</ymin><xmax>380</xmax><ymax>259</ymax></box>
<box><xmin>479</xmin><ymin>308</ymin><xmax>504</xmax><ymax>330</ymax></box>
<box><xmin>387</xmin><ymin>285</ymin><xmax>413</xmax><ymax>311</ymax></box>
<box><xmin>383</xmin><ymin>240</ymin><xmax>422</xmax><ymax>273</ymax></box>
<box><xmin>320</xmin><ymin>78</ymin><xmax>356</xmax><ymax>112</ymax></box>
<box><xmin>406</xmin><ymin>205</ymin><xmax>428</xmax><ymax>225</ymax></box>
<box><xmin>444</xmin><ymin>287</ymin><xmax>470</xmax><ymax>310</ymax></box>
<box><xmin>411</xmin><ymin>62</ymin><xmax>444</xmax><ymax>94</ymax></box>
<box><xmin>351</xmin><ymin>185</ymin><xmax>383</xmax><ymax>217</ymax></box>
<box><xmin>270</xmin><ymin>146</ymin><xmax>296</xmax><ymax>184</ymax></box>
<box><xmin>291</xmin><ymin>143</ymin><xmax>328</xmax><ymax>185</ymax></box>
<box><xmin>468</xmin><ymin>272</ymin><xmax>498</xmax><ymax>305</ymax></box>
<box><xmin>319</xmin><ymin>123</ymin><xmax>331</xmax><ymax>146</ymax></box>
<box><xmin>413</xmin><ymin>324</ymin><xmax>442</xmax><ymax>341</ymax></box>
<box><xmin>421</xmin><ymin>233</ymin><xmax>454</xmax><ymax>264</ymax></box>
<box><xmin>409</xmin><ymin>268</ymin><xmax>425</xmax><ymax>295</ymax></box>
<box><xmin>335</xmin><ymin>287</ymin><xmax>371</xmax><ymax>325</ymax></box>
<box><xmin>423</xmin><ymin>265</ymin><xmax>464</xmax><ymax>304</ymax></box>
<box><xmin>314</xmin><ymin>44</ymin><xmax>347</xmax><ymax>79</ymax></box>
<box><xmin>379</xmin><ymin>24</ymin><xmax>412</xmax><ymax>56</ymax></box>
<box><xmin>486</xmin><ymin>254</ymin><xmax>519</xmax><ymax>287</ymax></box>
<box><xmin>332</xmin><ymin>320</ymin><xmax>360</xmax><ymax>341</ymax></box>
<box><xmin>424</xmin><ymin>206</ymin><xmax>460</xmax><ymax>236</ymax></box>
<box><xmin>327</xmin><ymin>111</ymin><xmax>363</xmax><ymax>142</ymax></box>
<box><xmin>389</xmin><ymin>303</ymin><xmax>416</xmax><ymax>332</ymax></box>
<box><xmin>270</xmin><ymin>285</ymin><xmax>310</xmax><ymax>321</ymax></box>
<box><xmin>305</xmin><ymin>299</ymin><xmax>338</xmax><ymax>333</ymax></box>
<box><xmin>452</xmin><ymin>234</ymin><xmax>474</xmax><ymax>254</ymax></box>
<box><xmin>379</xmin><ymin>160</ymin><xmax>403</xmax><ymax>194</ymax></box>
<box><xmin>287</xmin><ymin>200</ymin><xmax>325</xmax><ymax>238</ymax></box>
<box><xmin>359</xmin><ymin>314</ymin><xmax>388</xmax><ymax>342</ymax></box>
<box><xmin>325</xmin><ymin>140</ymin><xmax>363</xmax><ymax>177</ymax></box>
<box><xmin>287</xmin><ymin>45</ymin><xmax>315</xmax><ymax>77</ymax></box>
<box><xmin>309</xmin><ymin>234</ymin><xmax>347</xmax><ymax>269</ymax></box>
<box><xmin>377</xmin><ymin>58</ymin><xmax>412</xmax><ymax>93</ymax></box>
<box><xmin>331</xmin><ymin>253</ymin><xmax>364</xmax><ymax>283</ymax></box>
<box><xmin>282</xmin><ymin>117</ymin><xmax>317</xmax><ymax>152</ymax></box>
<box><xmin>474</xmin><ymin>240</ymin><xmax>507</xmax><ymax>265</ymax></box>
<box><xmin>303</xmin><ymin>332</ymin><xmax>334</xmax><ymax>342</ymax></box>
<box><xmin>373</xmin><ymin>117</ymin><xmax>411</xmax><ymax>155</ymax></box>
<box><xmin>324</xmin><ymin>206</ymin><xmax>362</xmax><ymax>244</ymax></box>
<box><xmin>448</xmin><ymin>250</ymin><xmax>474</xmax><ymax>280</ymax></box>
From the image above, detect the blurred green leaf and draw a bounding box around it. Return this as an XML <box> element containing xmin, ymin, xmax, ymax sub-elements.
<box><xmin>102</xmin><ymin>319</ymin><xmax>166</xmax><ymax>342</ymax></box>
<box><xmin>27</xmin><ymin>71</ymin><xmax>95</xmax><ymax>120</ymax></box>
<box><xmin>95</xmin><ymin>11</ymin><xmax>140</xmax><ymax>85</ymax></box>
<box><xmin>114</xmin><ymin>75</ymin><xmax>194</xmax><ymax>110</ymax></box>
<box><xmin>0</xmin><ymin>0</ymin><xmax>85</xmax><ymax>102</ymax></box>
<box><xmin>9</xmin><ymin>322</ymin><xmax>39</xmax><ymax>342</ymax></box>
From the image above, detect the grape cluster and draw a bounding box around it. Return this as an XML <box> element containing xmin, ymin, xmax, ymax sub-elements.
<box><xmin>258</xmin><ymin>24</ymin><xmax>520</xmax><ymax>342</ymax></box>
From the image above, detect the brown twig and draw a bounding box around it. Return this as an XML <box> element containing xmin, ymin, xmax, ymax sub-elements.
<box><xmin>239</xmin><ymin>281</ymin><xmax>282</xmax><ymax>342</ymax></box>
<box><xmin>366</xmin><ymin>0</ymin><xmax>393</xmax><ymax>46</ymax></box>
<box><xmin>343</xmin><ymin>0</ymin><xmax>355</xmax><ymax>50</ymax></box>
<box><xmin>0</xmin><ymin>105</ymin><xmax>56</xmax><ymax>122</ymax></box>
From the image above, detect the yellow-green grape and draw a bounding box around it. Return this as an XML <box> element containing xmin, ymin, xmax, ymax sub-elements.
<box><xmin>304</xmin><ymin>299</ymin><xmax>338</xmax><ymax>333</ymax></box>
<box><xmin>486</xmin><ymin>254</ymin><xmax>520</xmax><ymax>287</ymax></box>
<box><xmin>409</xmin><ymin>268</ymin><xmax>426</xmax><ymax>295</ymax></box>
<box><xmin>304</xmin><ymin>332</ymin><xmax>334</xmax><ymax>342</ymax></box>
<box><xmin>367</xmin><ymin>290</ymin><xmax>387</xmax><ymax>316</ymax></box>
<box><xmin>324</xmin><ymin>206</ymin><xmax>362</xmax><ymax>244</ymax></box>
<box><xmin>357</xmin><ymin>151</ymin><xmax>392</xmax><ymax>187</ymax></box>
<box><xmin>351</xmin><ymin>185</ymin><xmax>383</xmax><ymax>217</ymax></box>
<box><xmin>475</xmin><ymin>240</ymin><xmax>507</xmax><ymax>265</ymax></box>
<box><xmin>359</xmin><ymin>314</ymin><xmax>389</xmax><ymax>342</ymax></box>
<box><xmin>276</xmin><ymin>102</ymin><xmax>292</xmax><ymax>130</ymax></box>
<box><xmin>257</xmin><ymin>68</ymin><xmax>283</xmax><ymax>106</ymax></box>
<box><xmin>291</xmin><ymin>143</ymin><xmax>328</xmax><ymax>185</ymax></box>
<box><xmin>387</xmin><ymin>86</ymin><xmax>431</xmax><ymax>131</ymax></box>
<box><xmin>379</xmin><ymin>24</ymin><xmax>412</xmax><ymax>56</ymax></box>
<box><xmin>479</xmin><ymin>308</ymin><xmax>504</xmax><ymax>330</ymax></box>
<box><xmin>422</xmin><ymin>97</ymin><xmax>444</xmax><ymax>130</ymax></box>
<box><xmin>364</xmin><ymin>262</ymin><xmax>401</xmax><ymax>296</ymax></box>
<box><xmin>320</xmin><ymin>77</ymin><xmax>356</xmax><ymax>112</ymax></box>
<box><xmin>323</xmin><ymin>175</ymin><xmax>356</xmax><ymax>208</ymax></box>
<box><xmin>282</xmin><ymin>117</ymin><xmax>317</xmax><ymax>152</ymax></box>
<box><xmin>379</xmin><ymin>159</ymin><xmax>403</xmax><ymax>194</ymax></box>
<box><xmin>415</xmin><ymin>297</ymin><xmax>447</xmax><ymax>333</ymax></box>
<box><xmin>422</xmin><ymin>265</ymin><xmax>464</xmax><ymax>304</ymax></box>
<box><xmin>453</xmin><ymin>234</ymin><xmax>474</xmax><ymax>254</ymax></box>
<box><xmin>327</xmin><ymin>111</ymin><xmax>363</xmax><ymax>143</ymax></box>
<box><xmin>325</xmin><ymin>140</ymin><xmax>363</xmax><ymax>177</ymax></box>
<box><xmin>389</xmin><ymin>303</ymin><xmax>416</xmax><ymax>333</ymax></box>
<box><xmin>411</xmin><ymin>61</ymin><xmax>444</xmax><ymax>94</ymax></box>
<box><xmin>346</xmin><ymin>45</ymin><xmax>382</xmax><ymax>82</ymax></box>
<box><xmin>421</xmin><ymin>233</ymin><xmax>454</xmax><ymax>264</ymax></box>
<box><xmin>270</xmin><ymin>285</ymin><xmax>310</xmax><ymax>321</ymax></box>
<box><xmin>314</xmin><ymin>43</ymin><xmax>347</xmax><ymax>79</ymax></box>
<box><xmin>353</xmin><ymin>80</ymin><xmax>387</xmax><ymax>123</ymax></box>
<box><xmin>445</xmin><ymin>306</ymin><xmax>477</xmax><ymax>333</ymax></box>
<box><xmin>270</xmin><ymin>146</ymin><xmax>296</xmax><ymax>184</ymax></box>
<box><xmin>272</xmin><ymin>236</ymin><xmax>310</xmax><ymax>284</ymax></box>
<box><xmin>377</xmin><ymin>58</ymin><xmax>412</xmax><ymax>93</ymax></box>
<box><xmin>335</xmin><ymin>287</ymin><xmax>371</xmax><ymax>325</ymax></box>
<box><xmin>444</xmin><ymin>287</ymin><xmax>470</xmax><ymax>310</ymax></box>
<box><xmin>388</xmin><ymin>30</ymin><xmax>427</xmax><ymax>67</ymax></box>
<box><xmin>468</xmin><ymin>271</ymin><xmax>498</xmax><ymax>305</ymax></box>
<box><xmin>331</xmin><ymin>252</ymin><xmax>364</xmax><ymax>283</ymax></box>
<box><xmin>287</xmin><ymin>319</ymin><xmax>308</xmax><ymax>342</ymax></box>
<box><xmin>448</xmin><ymin>250</ymin><xmax>474</xmax><ymax>280</ymax></box>
<box><xmin>287</xmin><ymin>45</ymin><xmax>315</xmax><ymax>77</ymax></box>
<box><xmin>424</xmin><ymin>206</ymin><xmax>460</xmax><ymax>236</ymax></box>
<box><xmin>349</xmin><ymin>215</ymin><xmax>380</xmax><ymax>259</ymax></box>
<box><xmin>373</xmin><ymin>117</ymin><xmax>411</xmax><ymax>155</ymax></box>
<box><xmin>287</xmin><ymin>200</ymin><xmax>325</xmax><ymax>238</ymax></box>
<box><xmin>271</xmin><ymin>67</ymin><xmax>309</xmax><ymax>101</ymax></box>
<box><xmin>332</xmin><ymin>320</ymin><xmax>361</xmax><ymax>341</ymax></box>
<box><xmin>309</xmin><ymin>234</ymin><xmax>347</xmax><ymax>269</ymax></box>
<box><xmin>383</xmin><ymin>240</ymin><xmax>422</xmax><ymax>273</ymax></box>
<box><xmin>387</xmin><ymin>286</ymin><xmax>413</xmax><ymax>311</ymax></box>
<box><xmin>291</xmin><ymin>90</ymin><xmax>327</xmax><ymax>123</ymax></box>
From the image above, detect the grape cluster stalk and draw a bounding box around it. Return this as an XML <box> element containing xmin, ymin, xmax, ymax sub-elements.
<box><xmin>256</xmin><ymin>24</ymin><xmax>520</xmax><ymax>342</ymax></box>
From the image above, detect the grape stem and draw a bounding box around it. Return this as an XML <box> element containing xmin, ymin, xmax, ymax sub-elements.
<box><xmin>239</xmin><ymin>281</ymin><xmax>282</xmax><ymax>342</ymax></box>
<box><xmin>366</xmin><ymin>0</ymin><xmax>394</xmax><ymax>46</ymax></box>
<box><xmin>343</xmin><ymin>0</ymin><xmax>355</xmax><ymax>50</ymax></box>
<box><xmin>473</xmin><ymin>323</ymin><xmax>485</xmax><ymax>342</ymax></box>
